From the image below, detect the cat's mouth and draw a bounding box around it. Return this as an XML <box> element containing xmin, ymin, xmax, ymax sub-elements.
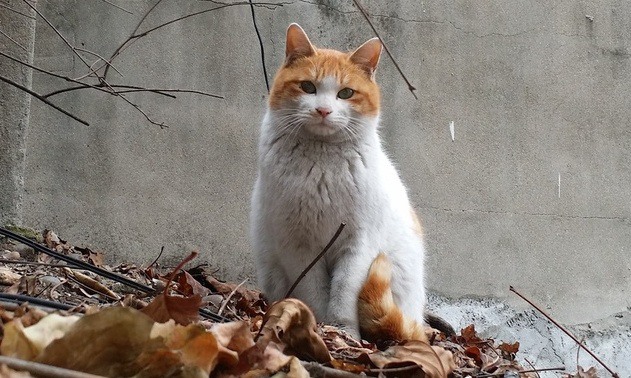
<box><xmin>304</xmin><ymin>119</ymin><xmax>339</xmax><ymax>137</ymax></box>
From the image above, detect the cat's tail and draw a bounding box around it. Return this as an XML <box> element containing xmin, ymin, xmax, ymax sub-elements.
<box><xmin>357</xmin><ymin>253</ymin><xmax>429</xmax><ymax>343</ymax></box>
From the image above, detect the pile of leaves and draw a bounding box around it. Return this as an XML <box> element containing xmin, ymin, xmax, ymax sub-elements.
<box><xmin>0</xmin><ymin>227</ymin><xmax>596</xmax><ymax>377</ymax></box>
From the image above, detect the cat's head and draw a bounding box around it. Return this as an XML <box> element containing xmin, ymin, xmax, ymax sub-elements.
<box><xmin>268</xmin><ymin>23</ymin><xmax>382</xmax><ymax>141</ymax></box>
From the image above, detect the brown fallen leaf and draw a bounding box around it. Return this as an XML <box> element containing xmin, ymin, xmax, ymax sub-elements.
<box><xmin>63</xmin><ymin>267</ymin><xmax>120</xmax><ymax>300</ymax></box>
<box><xmin>258</xmin><ymin>298</ymin><xmax>331</xmax><ymax>363</ymax></box>
<box><xmin>498</xmin><ymin>341</ymin><xmax>519</xmax><ymax>359</ymax></box>
<box><xmin>141</xmin><ymin>251</ymin><xmax>201</xmax><ymax>325</ymax></box>
<box><xmin>33</xmin><ymin>307</ymin><xmax>221</xmax><ymax>377</ymax></box>
<box><xmin>0</xmin><ymin>267</ymin><xmax>22</xmax><ymax>285</ymax></box>
<box><xmin>1</xmin><ymin>312</ymin><xmax>79</xmax><ymax>360</ymax></box>
<box><xmin>359</xmin><ymin>340</ymin><xmax>455</xmax><ymax>378</ymax></box>
<box><xmin>176</xmin><ymin>271</ymin><xmax>210</xmax><ymax>298</ymax></box>
<box><xmin>141</xmin><ymin>291</ymin><xmax>201</xmax><ymax>326</ymax></box>
<box><xmin>566</xmin><ymin>366</ymin><xmax>600</xmax><ymax>378</ymax></box>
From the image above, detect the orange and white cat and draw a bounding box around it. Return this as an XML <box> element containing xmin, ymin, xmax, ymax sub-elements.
<box><xmin>250</xmin><ymin>24</ymin><xmax>427</xmax><ymax>339</ymax></box>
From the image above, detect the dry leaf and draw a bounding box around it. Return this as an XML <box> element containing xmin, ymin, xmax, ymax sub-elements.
<box><xmin>63</xmin><ymin>267</ymin><xmax>120</xmax><ymax>299</ymax></box>
<box><xmin>0</xmin><ymin>267</ymin><xmax>22</xmax><ymax>285</ymax></box>
<box><xmin>498</xmin><ymin>341</ymin><xmax>519</xmax><ymax>360</ymax></box>
<box><xmin>0</xmin><ymin>314</ymin><xmax>80</xmax><ymax>360</ymax></box>
<box><xmin>209</xmin><ymin>321</ymin><xmax>255</xmax><ymax>366</ymax></box>
<box><xmin>0</xmin><ymin>364</ymin><xmax>33</xmax><ymax>378</ymax></box>
<box><xmin>359</xmin><ymin>340</ymin><xmax>455</xmax><ymax>378</ymax></box>
<box><xmin>568</xmin><ymin>366</ymin><xmax>600</xmax><ymax>378</ymax></box>
<box><xmin>34</xmin><ymin>307</ymin><xmax>222</xmax><ymax>377</ymax></box>
<box><xmin>141</xmin><ymin>291</ymin><xmax>201</xmax><ymax>325</ymax></box>
<box><xmin>176</xmin><ymin>271</ymin><xmax>210</xmax><ymax>297</ymax></box>
<box><xmin>260</xmin><ymin>298</ymin><xmax>330</xmax><ymax>363</ymax></box>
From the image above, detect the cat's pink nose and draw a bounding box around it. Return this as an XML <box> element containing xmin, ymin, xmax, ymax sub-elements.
<box><xmin>316</xmin><ymin>107</ymin><xmax>332</xmax><ymax>118</ymax></box>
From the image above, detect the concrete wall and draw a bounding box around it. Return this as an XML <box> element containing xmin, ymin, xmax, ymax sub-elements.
<box><xmin>0</xmin><ymin>0</ymin><xmax>36</xmax><ymax>225</ymax></box>
<box><xmin>2</xmin><ymin>0</ymin><xmax>630</xmax><ymax>372</ymax></box>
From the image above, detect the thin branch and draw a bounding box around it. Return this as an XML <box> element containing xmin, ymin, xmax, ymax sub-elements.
<box><xmin>284</xmin><ymin>223</ymin><xmax>346</xmax><ymax>298</ymax></box>
<box><xmin>102</xmin><ymin>1</ymin><xmax>286</xmax><ymax>80</ymax></box>
<box><xmin>113</xmin><ymin>86</ymin><xmax>224</xmax><ymax>99</ymax></box>
<box><xmin>248</xmin><ymin>0</ymin><xmax>270</xmax><ymax>92</ymax></box>
<box><xmin>0</xmin><ymin>355</ymin><xmax>107</xmax><ymax>378</ymax></box>
<box><xmin>0</xmin><ymin>74</ymin><xmax>90</xmax><ymax>126</ymax></box>
<box><xmin>99</xmin><ymin>0</ymin><xmax>134</xmax><ymax>14</ymax></box>
<box><xmin>21</xmin><ymin>0</ymin><xmax>95</xmax><ymax>75</ymax></box>
<box><xmin>74</xmin><ymin>46</ymin><xmax>124</xmax><ymax>78</ymax></box>
<box><xmin>509</xmin><ymin>286</ymin><xmax>620</xmax><ymax>378</ymax></box>
<box><xmin>43</xmin><ymin>84</ymin><xmax>176</xmax><ymax>99</ymax></box>
<box><xmin>102</xmin><ymin>0</ymin><xmax>165</xmax><ymax>79</ymax></box>
<box><xmin>217</xmin><ymin>278</ymin><xmax>248</xmax><ymax>316</ymax></box>
<box><xmin>0</xmin><ymin>3</ymin><xmax>35</xmax><ymax>19</ymax></box>
<box><xmin>116</xmin><ymin>92</ymin><xmax>168</xmax><ymax>128</ymax></box>
<box><xmin>476</xmin><ymin>366</ymin><xmax>566</xmax><ymax>377</ymax></box>
<box><xmin>351</xmin><ymin>0</ymin><xmax>418</xmax><ymax>99</ymax></box>
<box><xmin>0</xmin><ymin>28</ymin><xmax>28</xmax><ymax>51</ymax></box>
<box><xmin>301</xmin><ymin>361</ymin><xmax>361</xmax><ymax>378</ymax></box>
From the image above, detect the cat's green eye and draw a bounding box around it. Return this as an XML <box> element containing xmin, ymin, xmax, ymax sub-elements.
<box><xmin>337</xmin><ymin>88</ymin><xmax>354</xmax><ymax>99</ymax></box>
<box><xmin>300</xmin><ymin>81</ymin><xmax>317</xmax><ymax>94</ymax></box>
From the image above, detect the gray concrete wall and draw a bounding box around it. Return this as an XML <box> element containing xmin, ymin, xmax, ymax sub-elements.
<box><xmin>1</xmin><ymin>0</ymin><xmax>630</xmax><ymax>373</ymax></box>
<box><xmin>0</xmin><ymin>0</ymin><xmax>36</xmax><ymax>226</ymax></box>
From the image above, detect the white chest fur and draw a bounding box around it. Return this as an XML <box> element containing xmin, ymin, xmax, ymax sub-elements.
<box><xmin>250</xmin><ymin>110</ymin><xmax>427</xmax><ymax>335</ymax></box>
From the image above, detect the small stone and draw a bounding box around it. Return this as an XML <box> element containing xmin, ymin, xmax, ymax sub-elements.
<box><xmin>1</xmin><ymin>250</ymin><xmax>21</xmax><ymax>260</ymax></box>
<box><xmin>40</xmin><ymin>275</ymin><xmax>62</xmax><ymax>286</ymax></box>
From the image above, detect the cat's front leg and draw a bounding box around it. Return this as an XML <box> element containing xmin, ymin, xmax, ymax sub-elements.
<box><xmin>326</xmin><ymin>248</ymin><xmax>375</xmax><ymax>338</ymax></box>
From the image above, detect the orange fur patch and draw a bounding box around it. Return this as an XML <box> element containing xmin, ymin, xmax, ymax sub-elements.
<box><xmin>269</xmin><ymin>48</ymin><xmax>380</xmax><ymax>116</ymax></box>
<box><xmin>358</xmin><ymin>253</ymin><xmax>428</xmax><ymax>343</ymax></box>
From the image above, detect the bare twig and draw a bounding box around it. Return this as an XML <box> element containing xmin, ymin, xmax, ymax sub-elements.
<box><xmin>102</xmin><ymin>1</ymin><xmax>286</xmax><ymax>80</ymax></box>
<box><xmin>301</xmin><ymin>361</ymin><xmax>361</xmax><ymax>378</ymax></box>
<box><xmin>477</xmin><ymin>366</ymin><xmax>566</xmax><ymax>377</ymax></box>
<box><xmin>217</xmin><ymin>278</ymin><xmax>248</xmax><ymax>316</ymax></box>
<box><xmin>0</xmin><ymin>2</ymin><xmax>35</xmax><ymax>19</ymax></box>
<box><xmin>99</xmin><ymin>0</ymin><xmax>134</xmax><ymax>14</ymax></box>
<box><xmin>113</xmin><ymin>87</ymin><xmax>224</xmax><ymax>99</ymax></box>
<box><xmin>43</xmin><ymin>84</ymin><xmax>176</xmax><ymax>99</ymax></box>
<box><xmin>0</xmin><ymin>28</ymin><xmax>28</xmax><ymax>51</ymax></box>
<box><xmin>0</xmin><ymin>74</ymin><xmax>90</xmax><ymax>126</ymax></box>
<box><xmin>284</xmin><ymin>223</ymin><xmax>346</xmax><ymax>298</ymax></box>
<box><xmin>509</xmin><ymin>286</ymin><xmax>620</xmax><ymax>378</ymax></box>
<box><xmin>74</xmin><ymin>47</ymin><xmax>124</xmax><ymax>78</ymax></box>
<box><xmin>351</xmin><ymin>0</ymin><xmax>418</xmax><ymax>99</ymax></box>
<box><xmin>21</xmin><ymin>0</ymin><xmax>96</xmax><ymax>75</ymax></box>
<box><xmin>0</xmin><ymin>355</ymin><xmax>107</xmax><ymax>378</ymax></box>
<box><xmin>248</xmin><ymin>0</ymin><xmax>270</xmax><ymax>92</ymax></box>
<box><xmin>524</xmin><ymin>358</ymin><xmax>542</xmax><ymax>378</ymax></box>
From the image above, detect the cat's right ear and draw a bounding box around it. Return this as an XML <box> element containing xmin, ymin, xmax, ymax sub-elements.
<box><xmin>285</xmin><ymin>23</ymin><xmax>315</xmax><ymax>66</ymax></box>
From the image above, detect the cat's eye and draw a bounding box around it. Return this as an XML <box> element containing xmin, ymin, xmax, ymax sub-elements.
<box><xmin>300</xmin><ymin>81</ymin><xmax>317</xmax><ymax>94</ymax></box>
<box><xmin>337</xmin><ymin>88</ymin><xmax>354</xmax><ymax>99</ymax></box>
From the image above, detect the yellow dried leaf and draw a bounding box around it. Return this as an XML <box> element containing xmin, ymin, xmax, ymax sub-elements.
<box><xmin>0</xmin><ymin>314</ymin><xmax>80</xmax><ymax>360</ymax></box>
<box><xmin>360</xmin><ymin>340</ymin><xmax>455</xmax><ymax>378</ymax></box>
<box><xmin>260</xmin><ymin>299</ymin><xmax>330</xmax><ymax>363</ymax></box>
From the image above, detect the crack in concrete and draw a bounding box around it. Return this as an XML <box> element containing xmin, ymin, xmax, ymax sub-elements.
<box><xmin>420</xmin><ymin>206</ymin><xmax>631</xmax><ymax>222</ymax></box>
<box><xmin>296</xmin><ymin>0</ymin><xmax>549</xmax><ymax>38</ymax></box>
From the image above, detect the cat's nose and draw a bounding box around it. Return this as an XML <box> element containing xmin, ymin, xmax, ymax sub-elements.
<box><xmin>316</xmin><ymin>107</ymin><xmax>332</xmax><ymax>118</ymax></box>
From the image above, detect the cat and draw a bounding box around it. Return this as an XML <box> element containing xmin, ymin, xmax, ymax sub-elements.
<box><xmin>250</xmin><ymin>23</ymin><xmax>427</xmax><ymax>339</ymax></box>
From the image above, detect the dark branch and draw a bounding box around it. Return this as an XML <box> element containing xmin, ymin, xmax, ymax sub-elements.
<box><xmin>0</xmin><ymin>3</ymin><xmax>35</xmax><ymax>19</ymax></box>
<box><xmin>0</xmin><ymin>74</ymin><xmax>89</xmax><ymax>126</ymax></box>
<box><xmin>248</xmin><ymin>0</ymin><xmax>270</xmax><ymax>92</ymax></box>
<box><xmin>0</xmin><ymin>28</ymin><xmax>28</xmax><ymax>51</ymax></box>
<box><xmin>21</xmin><ymin>0</ymin><xmax>96</xmax><ymax>76</ymax></box>
<box><xmin>510</xmin><ymin>286</ymin><xmax>620</xmax><ymax>378</ymax></box>
<box><xmin>284</xmin><ymin>223</ymin><xmax>346</xmax><ymax>298</ymax></box>
<box><xmin>351</xmin><ymin>0</ymin><xmax>418</xmax><ymax>99</ymax></box>
<box><xmin>99</xmin><ymin>0</ymin><xmax>134</xmax><ymax>14</ymax></box>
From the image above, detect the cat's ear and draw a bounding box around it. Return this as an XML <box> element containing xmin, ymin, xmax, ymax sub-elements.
<box><xmin>350</xmin><ymin>37</ymin><xmax>382</xmax><ymax>77</ymax></box>
<box><xmin>285</xmin><ymin>23</ymin><xmax>315</xmax><ymax>65</ymax></box>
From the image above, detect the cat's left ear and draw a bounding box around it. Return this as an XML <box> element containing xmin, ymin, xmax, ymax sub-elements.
<box><xmin>350</xmin><ymin>37</ymin><xmax>383</xmax><ymax>77</ymax></box>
